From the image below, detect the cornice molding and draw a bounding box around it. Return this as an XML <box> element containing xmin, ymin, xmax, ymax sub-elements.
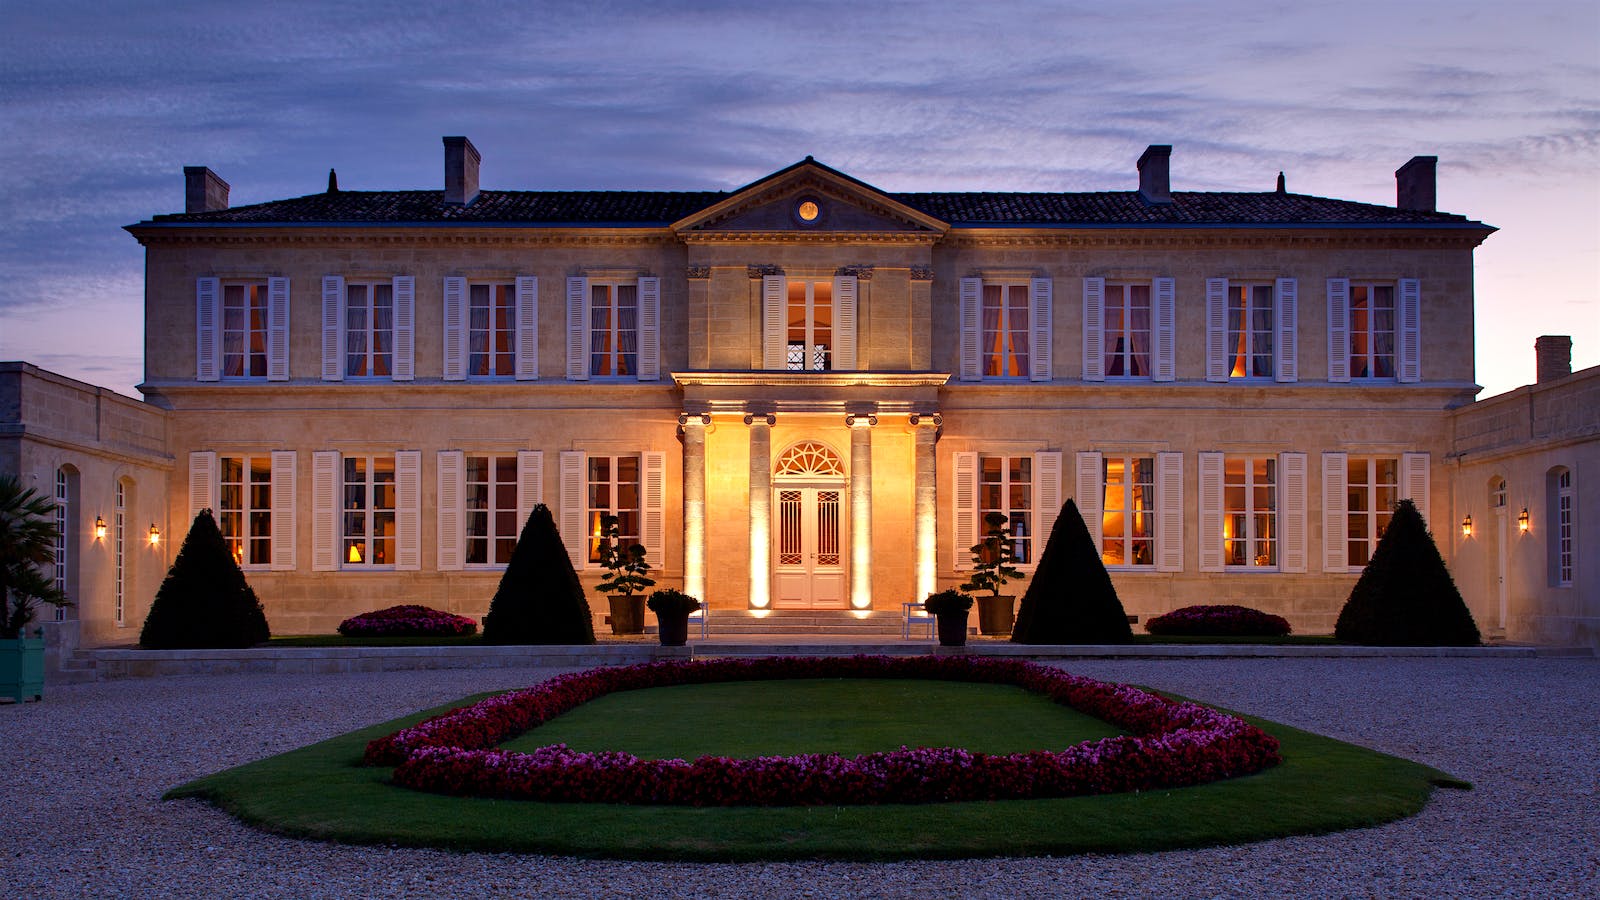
<box><xmin>941</xmin><ymin>230</ymin><xmax>1491</xmax><ymax>251</ymax></box>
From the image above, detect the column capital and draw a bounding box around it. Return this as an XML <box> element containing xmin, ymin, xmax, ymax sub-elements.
<box><xmin>845</xmin><ymin>413</ymin><xmax>878</xmax><ymax>428</ymax></box>
<box><xmin>908</xmin><ymin>413</ymin><xmax>943</xmax><ymax>427</ymax></box>
<box><xmin>678</xmin><ymin>412</ymin><xmax>713</xmax><ymax>427</ymax></box>
<box><xmin>743</xmin><ymin>413</ymin><xmax>776</xmax><ymax>426</ymax></box>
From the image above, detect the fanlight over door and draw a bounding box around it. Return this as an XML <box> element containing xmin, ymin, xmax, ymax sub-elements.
<box><xmin>772</xmin><ymin>441</ymin><xmax>847</xmax><ymax>608</ymax></box>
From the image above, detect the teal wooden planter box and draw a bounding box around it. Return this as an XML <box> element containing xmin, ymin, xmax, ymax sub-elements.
<box><xmin>1</xmin><ymin>629</ymin><xmax>46</xmax><ymax>702</ymax></box>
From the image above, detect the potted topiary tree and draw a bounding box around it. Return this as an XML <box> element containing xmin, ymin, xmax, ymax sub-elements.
<box><xmin>646</xmin><ymin>588</ymin><xmax>700</xmax><ymax>647</ymax></box>
<box><xmin>1</xmin><ymin>474</ymin><xmax>69</xmax><ymax>702</ymax></box>
<box><xmin>961</xmin><ymin>511</ymin><xmax>1023</xmax><ymax>635</ymax></box>
<box><xmin>594</xmin><ymin>513</ymin><xmax>655</xmax><ymax>635</ymax></box>
<box><xmin>922</xmin><ymin>589</ymin><xmax>974</xmax><ymax>647</ymax></box>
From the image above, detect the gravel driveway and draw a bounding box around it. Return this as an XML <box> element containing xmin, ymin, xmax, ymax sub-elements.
<box><xmin>2</xmin><ymin>657</ymin><xmax>1595</xmax><ymax>898</ymax></box>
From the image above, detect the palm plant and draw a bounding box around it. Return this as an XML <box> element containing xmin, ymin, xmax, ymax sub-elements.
<box><xmin>0</xmin><ymin>474</ymin><xmax>69</xmax><ymax>638</ymax></box>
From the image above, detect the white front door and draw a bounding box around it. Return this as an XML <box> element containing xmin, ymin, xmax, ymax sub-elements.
<box><xmin>773</xmin><ymin>486</ymin><xmax>848</xmax><ymax>608</ymax></box>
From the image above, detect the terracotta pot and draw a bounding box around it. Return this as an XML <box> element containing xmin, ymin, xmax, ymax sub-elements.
<box><xmin>935</xmin><ymin>610</ymin><xmax>969</xmax><ymax>646</ymax></box>
<box><xmin>978</xmin><ymin>594</ymin><xmax>1015</xmax><ymax>635</ymax></box>
<box><xmin>607</xmin><ymin>595</ymin><xmax>646</xmax><ymax>635</ymax></box>
<box><xmin>656</xmin><ymin>609</ymin><xmax>690</xmax><ymax>646</ymax></box>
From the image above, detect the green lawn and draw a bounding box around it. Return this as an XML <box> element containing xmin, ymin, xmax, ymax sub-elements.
<box><xmin>168</xmin><ymin>677</ymin><xmax>1467</xmax><ymax>860</ymax></box>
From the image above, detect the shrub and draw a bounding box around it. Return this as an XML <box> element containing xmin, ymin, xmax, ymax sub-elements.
<box><xmin>1012</xmin><ymin>498</ymin><xmax>1132</xmax><ymax>644</ymax></box>
<box><xmin>140</xmin><ymin>509</ymin><xmax>270</xmax><ymax>649</ymax></box>
<box><xmin>482</xmin><ymin>504</ymin><xmax>595</xmax><ymax>645</ymax></box>
<box><xmin>959</xmin><ymin>511</ymin><xmax>1022</xmax><ymax>598</ymax></box>
<box><xmin>1146</xmin><ymin>605</ymin><xmax>1291</xmax><ymax>637</ymax></box>
<box><xmin>0</xmin><ymin>474</ymin><xmax>69</xmax><ymax>638</ymax></box>
<box><xmin>338</xmin><ymin>605</ymin><xmax>477</xmax><ymax>638</ymax></box>
<box><xmin>1335</xmin><ymin>499</ymin><xmax>1481</xmax><ymax>646</ymax></box>
<box><xmin>594</xmin><ymin>514</ymin><xmax>655</xmax><ymax>598</ymax></box>
<box><xmin>922</xmin><ymin>589</ymin><xmax>974</xmax><ymax>616</ymax></box>
<box><xmin>646</xmin><ymin>589</ymin><xmax>700</xmax><ymax>616</ymax></box>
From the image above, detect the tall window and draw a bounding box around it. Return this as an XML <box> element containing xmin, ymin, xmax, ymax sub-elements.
<box><xmin>1223</xmin><ymin>456</ymin><xmax>1277</xmax><ymax>568</ymax></box>
<box><xmin>1492</xmin><ymin>477</ymin><xmax>1507</xmax><ymax>510</ymax></box>
<box><xmin>590</xmin><ymin>283</ymin><xmax>637</xmax><ymax>377</ymax></box>
<box><xmin>54</xmin><ymin>468</ymin><xmax>68</xmax><ymax>621</ymax></box>
<box><xmin>114</xmin><ymin>482</ymin><xmax>126</xmax><ymax>626</ymax></box>
<box><xmin>1227</xmin><ymin>284</ymin><xmax>1274</xmax><ymax>379</ymax></box>
<box><xmin>342</xmin><ymin>455</ymin><xmax>396</xmax><ymax>566</ymax></box>
<box><xmin>1349</xmin><ymin>283</ymin><xmax>1397</xmax><ymax>379</ymax></box>
<box><xmin>1345</xmin><ymin>457</ymin><xmax>1398</xmax><ymax>568</ymax></box>
<box><xmin>345</xmin><ymin>282</ymin><xmax>394</xmax><ymax>377</ymax></box>
<box><xmin>1104</xmin><ymin>283</ymin><xmax>1152</xmax><ymax>378</ymax></box>
<box><xmin>470</xmin><ymin>283</ymin><xmax>516</xmax><ymax>377</ymax></box>
<box><xmin>1102</xmin><ymin>456</ymin><xmax>1154</xmax><ymax>566</ymax></box>
<box><xmin>222</xmin><ymin>282</ymin><xmax>269</xmax><ymax>377</ymax></box>
<box><xmin>586</xmin><ymin>455</ymin><xmax>639</xmax><ymax>563</ymax></box>
<box><xmin>466</xmin><ymin>455</ymin><xmax>519</xmax><ymax>566</ymax></box>
<box><xmin>982</xmin><ymin>284</ymin><xmax>1030</xmax><ymax>378</ymax></box>
<box><xmin>220</xmin><ymin>455</ymin><xmax>273</xmax><ymax>567</ymax></box>
<box><xmin>1555</xmin><ymin>469</ymin><xmax>1573</xmax><ymax>587</ymax></box>
<box><xmin>979</xmin><ymin>455</ymin><xmax>1034</xmax><ymax>564</ymax></box>
<box><xmin>787</xmin><ymin>280</ymin><xmax>834</xmax><ymax>371</ymax></box>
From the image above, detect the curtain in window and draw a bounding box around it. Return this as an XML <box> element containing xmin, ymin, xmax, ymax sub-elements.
<box><xmin>982</xmin><ymin>286</ymin><xmax>1003</xmax><ymax>375</ymax></box>
<box><xmin>469</xmin><ymin>285</ymin><xmax>490</xmax><ymax>375</ymax></box>
<box><xmin>345</xmin><ymin>287</ymin><xmax>369</xmax><ymax>377</ymax></box>
<box><xmin>372</xmin><ymin>284</ymin><xmax>393</xmax><ymax>375</ymax></box>
<box><xmin>1129</xmin><ymin>298</ymin><xmax>1151</xmax><ymax>376</ymax></box>
<box><xmin>617</xmin><ymin>284</ymin><xmax>638</xmax><ymax>376</ymax></box>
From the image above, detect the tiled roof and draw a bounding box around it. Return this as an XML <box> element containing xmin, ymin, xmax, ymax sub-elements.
<box><xmin>141</xmin><ymin>188</ymin><xmax>1482</xmax><ymax>228</ymax></box>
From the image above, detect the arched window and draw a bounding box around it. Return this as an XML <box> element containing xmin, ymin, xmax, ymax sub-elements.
<box><xmin>1548</xmin><ymin>467</ymin><xmax>1573</xmax><ymax>587</ymax></box>
<box><xmin>115</xmin><ymin>478</ymin><xmax>135</xmax><ymax>626</ymax></box>
<box><xmin>774</xmin><ymin>441</ymin><xmax>844</xmax><ymax>478</ymax></box>
<box><xmin>1490</xmin><ymin>476</ymin><xmax>1507</xmax><ymax>510</ymax></box>
<box><xmin>53</xmin><ymin>466</ymin><xmax>81</xmax><ymax>622</ymax></box>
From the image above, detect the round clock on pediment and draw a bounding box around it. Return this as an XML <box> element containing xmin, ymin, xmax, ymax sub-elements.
<box><xmin>793</xmin><ymin>196</ymin><xmax>824</xmax><ymax>227</ymax></box>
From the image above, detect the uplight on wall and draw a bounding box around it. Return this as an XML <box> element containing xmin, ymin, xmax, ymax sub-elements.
<box><xmin>148</xmin><ymin>523</ymin><xmax>160</xmax><ymax>546</ymax></box>
<box><xmin>1461</xmin><ymin>514</ymin><xmax>1472</xmax><ymax>538</ymax></box>
<box><xmin>94</xmin><ymin>516</ymin><xmax>107</xmax><ymax>541</ymax></box>
<box><xmin>1518</xmin><ymin>508</ymin><xmax>1530</xmax><ymax>533</ymax></box>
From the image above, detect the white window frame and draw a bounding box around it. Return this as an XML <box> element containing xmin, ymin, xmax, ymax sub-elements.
<box><xmin>981</xmin><ymin>282</ymin><xmax>1032</xmax><ymax>380</ymax></box>
<box><xmin>219</xmin><ymin>454</ymin><xmax>275</xmax><ymax>569</ymax></box>
<box><xmin>344</xmin><ymin>281</ymin><xmax>395</xmax><ymax>379</ymax></box>
<box><xmin>1103</xmin><ymin>284</ymin><xmax>1154</xmax><ymax>379</ymax></box>
<box><xmin>341</xmin><ymin>454</ymin><xmax>398</xmax><ymax>569</ymax></box>
<box><xmin>589</xmin><ymin>281</ymin><xmax>639</xmax><ymax>379</ymax></box>
<box><xmin>1100</xmin><ymin>454</ymin><xmax>1157</xmax><ymax>568</ymax></box>
<box><xmin>468</xmin><ymin>282</ymin><xmax>518</xmax><ymax>378</ymax></box>
<box><xmin>977</xmin><ymin>454</ymin><xmax>1037</xmax><ymax>566</ymax></box>
<box><xmin>1556</xmin><ymin>469</ymin><xmax>1573</xmax><ymax>587</ymax></box>
<box><xmin>1344</xmin><ymin>456</ymin><xmax>1400</xmax><ymax>570</ymax></box>
<box><xmin>221</xmin><ymin>281</ymin><xmax>270</xmax><ymax>379</ymax></box>
<box><xmin>114</xmin><ymin>481</ymin><xmax>126</xmax><ymax>626</ymax></box>
<box><xmin>584</xmin><ymin>454</ymin><xmax>642</xmax><ymax>564</ymax></box>
<box><xmin>464</xmin><ymin>453</ymin><xmax>520</xmax><ymax>567</ymax></box>
<box><xmin>54</xmin><ymin>468</ymin><xmax>68</xmax><ymax>622</ymax></box>
<box><xmin>1226</xmin><ymin>283</ymin><xmax>1276</xmax><ymax>380</ymax></box>
<box><xmin>1223</xmin><ymin>455</ymin><xmax>1278</xmax><ymax>570</ymax></box>
<box><xmin>786</xmin><ymin>279</ymin><xmax>835</xmax><ymax>371</ymax></box>
<box><xmin>1349</xmin><ymin>282</ymin><xmax>1398</xmax><ymax>380</ymax></box>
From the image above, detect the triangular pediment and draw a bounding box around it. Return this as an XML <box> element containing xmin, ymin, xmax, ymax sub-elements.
<box><xmin>672</xmin><ymin>158</ymin><xmax>948</xmax><ymax>236</ymax></box>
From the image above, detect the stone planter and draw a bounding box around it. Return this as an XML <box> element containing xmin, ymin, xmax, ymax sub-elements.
<box><xmin>656</xmin><ymin>609</ymin><xmax>691</xmax><ymax>647</ymax></box>
<box><xmin>978</xmin><ymin>594</ymin><xmax>1015</xmax><ymax>635</ymax></box>
<box><xmin>607</xmin><ymin>595</ymin><xmax>646</xmax><ymax>635</ymax></box>
<box><xmin>935</xmin><ymin>610</ymin><xmax>969</xmax><ymax>647</ymax></box>
<box><xmin>0</xmin><ymin>629</ymin><xmax>45</xmax><ymax>703</ymax></box>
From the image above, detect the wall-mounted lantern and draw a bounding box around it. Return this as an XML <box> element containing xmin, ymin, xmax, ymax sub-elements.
<box><xmin>1461</xmin><ymin>514</ymin><xmax>1472</xmax><ymax>538</ymax></box>
<box><xmin>1518</xmin><ymin>508</ymin><xmax>1530</xmax><ymax>533</ymax></box>
<box><xmin>149</xmin><ymin>523</ymin><xmax>161</xmax><ymax>546</ymax></box>
<box><xmin>94</xmin><ymin>516</ymin><xmax>107</xmax><ymax>541</ymax></box>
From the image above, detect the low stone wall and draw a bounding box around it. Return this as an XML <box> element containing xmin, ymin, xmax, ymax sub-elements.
<box><xmin>85</xmin><ymin>644</ymin><xmax>686</xmax><ymax>680</ymax></box>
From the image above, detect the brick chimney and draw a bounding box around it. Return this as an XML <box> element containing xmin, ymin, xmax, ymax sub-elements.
<box><xmin>1535</xmin><ymin>335</ymin><xmax>1573</xmax><ymax>383</ymax></box>
<box><xmin>443</xmin><ymin>136</ymin><xmax>480</xmax><ymax>205</ymax></box>
<box><xmin>1396</xmin><ymin>156</ymin><xmax>1437</xmax><ymax>212</ymax></box>
<box><xmin>1137</xmin><ymin>145</ymin><xmax>1172</xmax><ymax>204</ymax></box>
<box><xmin>183</xmin><ymin>166</ymin><xmax>230</xmax><ymax>213</ymax></box>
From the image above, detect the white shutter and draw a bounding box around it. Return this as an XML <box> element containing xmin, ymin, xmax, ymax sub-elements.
<box><xmin>1327</xmin><ymin>278</ymin><xmax>1351</xmax><ymax>383</ymax></box>
<box><xmin>1205</xmin><ymin>278</ymin><xmax>1229</xmax><ymax>382</ymax></box>
<box><xmin>1153</xmin><ymin>277</ymin><xmax>1176</xmax><ymax>382</ymax></box>
<box><xmin>637</xmin><ymin>277</ymin><xmax>660</xmax><ymax>380</ymax></box>
<box><xmin>267</xmin><ymin>277</ymin><xmax>290</xmax><ymax>381</ymax></box>
<box><xmin>395</xmin><ymin>450</ymin><xmax>421</xmax><ymax>571</ymax></box>
<box><xmin>1198</xmin><ymin>452</ymin><xmax>1225</xmax><ymax>571</ymax></box>
<box><xmin>560</xmin><ymin>450</ymin><xmax>587</xmax><ymax>568</ymax></box>
<box><xmin>642</xmin><ymin>451</ymin><xmax>665</xmax><ymax>561</ymax></box>
<box><xmin>442</xmin><ymin>276</ymin><xmax>467</xmax><ymax>381</ymax></box>
<box><xmin>762</xmin><ymin>275</ymin><xmax>787</xmax><ymax>370</ymax></box>
<box><xmin>1275</xmin><ymin>278</ymin><xmax>1298</xmax><ymax>383</ymax></box>
<box><xmin>1402</xmin><ymin>451</ymin><xmax>1431</xmax><ymax>526</ymax></box>
<box><xmin>1398</xmin><ymin>278</ymin><xmax>1422</xmax><ymax>383</ymax></box>
<box><xmin>1034</xmin><ymin>450</ymin><xmax>1062</xmax><ymax>554</ymax></box>
<box><xmin>270</xmin><ymin>451</ymin><xmax>296</xmax><ymax>571</ymax></box>
<box><xmin>312</xmin><ymin>451</ymin><xmax>339</xmax><ymax>571</ymax></box>
<box><xmin>515</xmin><ymin>276</ymin><xmax>539</xmax><ymax>381</ymax></box>
<box><xmin>436</xmin><ymin>450</ymin><xmax>464</xmax><ymax>571</ymax></box>
<box><xmin>952</xmin><ymin>451</ymin><xmax>978</xmax><ymax>569</ymax></box>
<box><xmin>1029</xmin><ymin>277</ymin><xmax>1052</xmax><ymax>382</ymax></box>
<box><xmin>1082</xmin><ymin>277</ymin><xmax>1105</xmax><ymax>382</ymax></box>
<box><xmin>1280</xmin><ymin>452</ymin><xmax>1308</xmax><ymax>573</ymax></box>
<box><xmin>321</xmin><ymin>276</ymin><xmax>345</xmax><ymax>381</ymax></box>
<box><xmin>196</xmin><ymin>278</ymin><xmax>220</xmax><ymax>382</ymax></box>
<box><xmin>188</xmin><ymin>451</ymin><xmax>217</xmax><ymax>518</ymax></box>
<box><xmin>391</xmin><ymin>276</ymin><xmax>415</xmax><ymax>381</ymax></box>
<box><xmin>833</xmin><ymin>274</ymin><xmax>858</xmax><ymax>370</ymax></box>
<box><xmin>959</xmin><ymin>278</ymin><xmax>982</xmax><ymax>381</ymax></box>
<box><xmin>1075</xmin><ymin>451</ymin><xmax>1103</xmax><ymax>553</ymax></box>
<box><xmin>516</xmin><ymin>450</ymin><xmax>543</xmax><ymax>531</ymax></box>
<box><xmin>1156</xmin><ymin>451</ymin><xmax>1183</xmax><ymax>572</ymax></box>
<box><xmin>1323</xmin><ymin>452</ymin><xmax>1349</xmax><ymax>572</ymax></box>
<box><xmin>566</xmin><ymin>277</ymin><xmax>589</xmax><ymax>381</ymax></box>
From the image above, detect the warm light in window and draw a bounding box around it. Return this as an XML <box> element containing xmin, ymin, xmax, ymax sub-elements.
<box><xmin>348</xmin><ymin>543</ymin><xmax>363</xmax><ymax>563</ymax></box>
<box><xmin>1461</xmin><ymin>514</ymin><xmax>1472</xmax><ymax>538</ymax></box>
<box><xmin>1518</xmin><ymin>508</ymin><xmax>1530</xmax><ymax>533</ymax></box>
<box><xmin>94</xmin><ymin>516</ymin><xmax>107</xmax><ymax>540</ymax></box>
<box><xmin>148</xmin><ymin>523</ymin><xmax>160</xmax><ymax>546</ymax></box>
<box><xmin>797</xmin><ymin>200</ymin><xmax>819</xmax><ymax>222</ymax></box>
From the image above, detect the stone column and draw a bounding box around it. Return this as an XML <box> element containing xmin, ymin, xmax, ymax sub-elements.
<box><xmin>911</xmin><ymin>414</ymin><xmax>942</xmax><ymax>602</ymax></box>
<box><xmin>679</xmin><ymin>413</ymin><xmax>710</xmax><ymax>603</ymax></box>
<box><xmin>746</xmin><ymin>412</ymin><xmax>775</xmax><ymax>609</ymax></box>
<box><xmin>848</xmin><ymin>413</ymin><xmax>877</xmax><ymax>610</ymax></box>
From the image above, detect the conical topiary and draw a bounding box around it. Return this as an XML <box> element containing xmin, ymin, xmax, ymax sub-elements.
<box><xmin>140</xmin><ymin>509</ymin><xmax>270</xmax><ymax>648</ymax></box>
<box><xmin>482</xmin><ymin>503</ymin><xmax>595</xmax><ymax>645</ymax></box>
<box><xmin>1012</xmin><ymin>498</ymin><xmax>1132</xmax><ymax>644</ymax></box>
<box><xmin>1335</xmin><ymin>499</ymin><xmax>1480</xmax><ymax>646</ymax></box>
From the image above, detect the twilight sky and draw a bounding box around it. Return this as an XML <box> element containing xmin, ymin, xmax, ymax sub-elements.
<box><xmin>1</xmin><ymin>0</ymin><xmax>1595</xmax><ymax>399</ymax></box>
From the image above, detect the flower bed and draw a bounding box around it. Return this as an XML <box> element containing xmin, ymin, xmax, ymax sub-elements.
<box><xmin>1145</xmin><ymin>605</ymin><xmax>1292</xmax><ymax>637</ymax></box>
<box><xmin>337</xmin><ymin>605</ymin><xmax>478</xmax><ymax>638</ymax></box>
<box><xmin>365</xmin><ymin>656</ymin><xmax>1281</xmax><ymax>806</ymax></box>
